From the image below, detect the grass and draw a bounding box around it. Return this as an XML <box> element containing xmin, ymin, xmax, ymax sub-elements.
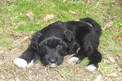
<box><xmin>0</xmin><ymin>34</ymin><xmax>14</xmax><ymax>47</ymax></box>
<box><xmin>60</xmin><ymin>67</ymin><xmax>73</xmax><ymax>78</ymax></box>
<box><xmin>1</xmin><ymin>0</ymin><xmax>105</xmax><ymax>32</ymax></box>
<box><xmin>0</xmin><ymin>0</ymin><xmax>122</xmax><ymax>80</ymax></box>
<box><xmin>99</xmin><ymin>59</ymin><xmax>118</xmax><ymax>74</ymax></box>
<box><xmin>81</xmin><ymin>58</ymin><xmax>89</xmax><ymax>66</ymax></box>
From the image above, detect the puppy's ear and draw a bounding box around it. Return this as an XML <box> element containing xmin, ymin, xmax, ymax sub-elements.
<box><xmin>63</xmin><ymin>30</ymin><xmax>73</xmax><ymax>42</ymax></box>
<box><xmin>31</xmin><ymin>30</ymin><xmax>42</xmax><ymax>50</ymax></box>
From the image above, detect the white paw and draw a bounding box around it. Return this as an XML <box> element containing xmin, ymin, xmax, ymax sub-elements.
<box><xmin>86</xmin><ymin>64</ymin><xmax>97</xmax><ymax>72</ymax></box>
<box><xmin>76</xmin><ymin>19</ymin><xmax>80</xmax><ymax>21</ymax></box>
<box><xmin>67</xmin><ymin>57</ymin><xmax>79</xmax><ymax>64</ymax></box>
<box><xmin>13</xmin><ymin>58</ymin><xmax>33</xmax><ymax>68</ymax></box>
<box><xmin>13</xmin><ymin>58</ymin><xmax>27</xmax><ymax>68</ymax></box>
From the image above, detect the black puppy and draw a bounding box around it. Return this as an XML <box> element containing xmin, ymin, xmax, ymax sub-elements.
<box><xmin>14</xmin><ymin>17</ymin><xmax>102</xmax><ymax>71</ymax></box>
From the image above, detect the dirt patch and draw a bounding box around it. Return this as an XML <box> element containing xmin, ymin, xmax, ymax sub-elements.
<box><xmin>0</xmin><ymin>33</ymin><xmax>122</xmax><ymax>81</ymax></box>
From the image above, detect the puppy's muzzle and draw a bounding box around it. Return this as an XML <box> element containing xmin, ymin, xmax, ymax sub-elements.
<box><xmin>48</xmin><ymin>58</ymin><xmax>58</xmax><ymax>67</ymax></box>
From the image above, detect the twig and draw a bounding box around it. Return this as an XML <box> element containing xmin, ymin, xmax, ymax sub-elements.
<box><xmin>20</xmin><ymin>71</ymin><xmax>28</xmax><ymax>80</ymax></box>
<box><xmin>47</xmin><ymin>66</ymin><xmax>50</xmax><ymax>74</ymax></box>
<box><xmin>45</xmin><ymin>66</ymin><xmax>50</xmax><ymax>75</ymax></box>
<box><xmin>54</xmin><ymin>68</ymin><xmax>67</xmax><ymax>80</ymax></box>
<box><xmin>1</xmin><ymin>68</ymin><xmax>7</xmax><ymax>74</ymax></box>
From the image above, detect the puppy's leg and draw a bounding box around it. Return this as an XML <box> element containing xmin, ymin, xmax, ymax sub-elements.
<box><xmin>67</xmin><ymin>50</ymin><xmax>86</xmax><ymax>64</ymax></box>
<box><xmin>14</xmin><ymin>45</ymin><xmax>39</xmax><ymax>68</ymax></box>
<box><xmin>67</xmin><ymin>56</ymin><xmax>80</xmax><ymax>64</ymax></box>
<box><xmin>86</xmin><ymin>50</ymin><xmax>102</xmax><ymax>72</ymax></box>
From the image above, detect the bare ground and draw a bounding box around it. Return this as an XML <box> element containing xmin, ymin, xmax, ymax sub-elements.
<box><xmin>0</xmin><ymin>33</ymin><xmax>122</xmax><ymax>81</ymax></box>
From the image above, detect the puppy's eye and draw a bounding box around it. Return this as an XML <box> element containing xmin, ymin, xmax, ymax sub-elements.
<box><xmin>42</xmin><ymin>46</ymin><xmax>46</xmax><ymax>49</ymax></box>
<box><xmin>40</xmin><ymin>45</ymin><xmax>46</xmax><ymax>50</ymax></box>
<box><xmin>57</xmin><ymin>45</ymin><xmax>63</xmax><ymax>49</ymax></box>
<box><xmin>39</xmin><ymin>45</ymin><xmax>46</xmax><ymax>54</ymax></box>
<box><xmin>42</xmin><ymin>46</ymin><xmax>45</xmax><ymax>49</ymax></box>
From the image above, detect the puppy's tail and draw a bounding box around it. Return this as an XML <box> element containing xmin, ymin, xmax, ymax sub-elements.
<box><xmin>78</xmin><ymin>17</ymin><xmax>102</xmax><ymax>37</ymax></box>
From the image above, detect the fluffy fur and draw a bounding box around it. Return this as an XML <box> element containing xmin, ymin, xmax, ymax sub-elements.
<box><xmin>14</xmin><ymin>17</ymin><xmax>102</xmax><ymax>71</ymax></box>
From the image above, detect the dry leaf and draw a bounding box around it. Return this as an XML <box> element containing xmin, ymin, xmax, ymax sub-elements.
<box><xmin>105</xmin><ymin>56</ymin><xmax>115</xmax><ymax>63</ymax></box>
<box><xmin>104</xmin><ymin>59</ymin><xmax>111</xmax><ymax>63</ymax></box>
<box><xmin>103</xmin><ymin>21</ymin><xmax>113</xmax><ymax>30</ymax></box>
<box><xmin>43</xmin><ymin>14</ymin><xmax>55</xmax><ymax>22</ymax></box>
<box><xmin>87</xmin><ymin>0</ymin><xmax>91</xmax><ymax>5</ymax></box>
<box><xmin>108</xmin><ymin>73</ymin><xmax>118</xmax><ymax>77</ymax></box>
<box><xmin>70</xmin><ymin>11</ymin><xmax>77</xmax><ymax>15</ymax></box>
<box><xmin>0</xmin><ymin>50</ymin><xmax>5</xmax><ymax>54</ymax></box>
<box><xmin>120</xmin><ymin>37</ymin><xmax>122</xmax><ymax>45</ymax></box>
<box><xmin>116</xmin><ymin>35</ymin><xmax>122</xmax><ymax>45</ymax></box>
<box><xmin>21</xmin><ymin>36</ymin><xmax>31</xmax><ymax>42</ymax></box>
<box><xmin>103</xmin><ymin>10</ymin><xmax>107</xmax><ymax>15</ymax></box>
<box><xmin>0</xmin><ymin>48</ymin><xmax>6</xmax><ymax>54</ymax></box>
<box><xmin>95</xmin><ymin>75</ymin><xmax>102</xmax><ymax>81</ymax></box>
<box><xmin>116</xmin><ymin>35</ymin><xmax>122</xmax><ymax>40</ymax></box>
<box><xmin>26</xmin><ymin>11</ymin><xmax>34</xmax><ymax>20</ymax></box>
<box><xmin>119</xmin><ymin>28</ymin><xmax>122</xmax><ymax>32</ymax></box>
<box><xmin>63</xmin><ymin>0</ymin><xmax>66</xmax><ymax>2</ymax></box>
<box><xmin>110</xmin><ymin>2</ymin><xmax>116</xmax><ymax>6</ymax></box>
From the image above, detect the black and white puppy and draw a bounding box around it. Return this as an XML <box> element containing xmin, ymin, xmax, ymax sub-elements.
<box><xmin>14</xmin><ymin>17</ymin><xmax>102</xmax><ymax>71</ymax></box>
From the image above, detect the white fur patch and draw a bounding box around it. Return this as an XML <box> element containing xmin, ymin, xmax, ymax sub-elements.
<box><xmin>67</xmin><ymin>57</ymin><xmax>79</xmax><ymax>64</ymax></box>
<box><xmin>76</xmin><ymin>47</ymin><xmax>80</xmax><ymax>53</ymax></box>
<box><xmin>76</xmin><ymin>19</ymin><xmax>81</xmax><ymax>21</ymax></box>
<box><xmin>13</xmin><ymin>58</ymin><xmax>27</xmax><ymax>68</ymax></box>
<box><xmin>27</xmin><ymin>60</ymin><xmax>33</xmax><ymax>68</ymax></box>
<box><xmin>86</xmin><ymin>64</ymin><xmax>97</xmax><ymax>72</ymax></box>
<box><xmin>13</xmin><ymin>58</ymin><xmax>33</xmax><ymax>68</ymax></box>
<box><xmin>49</xmin><ymin>63</ymin><xmax>57</xmax><ymax>68</ymax></box>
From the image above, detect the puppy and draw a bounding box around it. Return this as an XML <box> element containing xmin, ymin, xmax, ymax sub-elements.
<box><xmin>14</xmin><ymin>17</ymin><xmax>102</xmax><ymax>71</ymax></box>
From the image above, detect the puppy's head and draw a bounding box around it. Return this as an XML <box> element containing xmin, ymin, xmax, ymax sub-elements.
<box><xmin>38</xmin><ymin>37</ymin><xmax>67</xmax><ymax>67</ymax></box>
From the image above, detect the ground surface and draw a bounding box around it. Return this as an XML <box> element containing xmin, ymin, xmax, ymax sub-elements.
<box><xmin>0</xmin><ymin>0</ymin><xmax>122</xmax><ymax>81</ymax></box>
<box><xmin>0</xmin><ymin>36</ymin><xmax>122</xmax><ymax>81</ymax></box>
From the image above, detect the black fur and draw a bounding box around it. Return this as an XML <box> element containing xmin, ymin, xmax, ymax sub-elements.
<box><xmin>18</xmin><ymin>17</ymin><xmax>102</xmax><ymax>68</ymax></box>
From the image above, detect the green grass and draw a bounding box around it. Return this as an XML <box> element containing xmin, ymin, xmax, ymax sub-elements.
<box><xmin>60</xmin><ymin>66</ymin><xmax>73</xmax><ymax>78</ymax></box>
<box><xmin>81</xmin><ymin>58</ymin><xmax>89</xmax><ymax>66</ymax></box>
<box><xmin>0</xmin><ymin>0</ymin><xmax>122</xmax><ymax>80</ymax></box>
<box><xmin>0</xmin><ymin>34</ymin><xmax>14</xmax><ymax>47</ymax></box>
<box><xmin>2</xmin><ymin>63</ymin><xmax>12</xmax><ymax>69</ymax></box>
<box><xmin>1</xmin><ymin>0</ymin><xmax>105</xmax><ymax>32</ymax></box>
<box><xmin>99</xmin><ymin>59</ymin><xmax>118</xmax><ymax>74</ymax></box>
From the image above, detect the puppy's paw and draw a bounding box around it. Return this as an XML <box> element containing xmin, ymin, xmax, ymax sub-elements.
<box><xmin>13</xmin><ymin>58</ymin><xmax>33</xmax><ymax>68</ymax></box>
<box><xmin>27</xmin><ymin>60</ymin><xmax>33</xmax><ymax>68</ymax></box>
<box><xmin>76</xmin><ymin>19</ymin><xmax>81</xmax><ymax>21</ymax></box>
<box><xmin>13</xmin><ymin>58</ymin><xmax>27</xmax><ymax>68</ymax></box>
<box><xmin>86</xmin><ymin>64</ymin><xmax>97</xmax><ymax>72</ymax></box>
<box><xmin>67</xmin><ymin>57</ymin><xmax>79</xmax><ymax>64</ymax></box>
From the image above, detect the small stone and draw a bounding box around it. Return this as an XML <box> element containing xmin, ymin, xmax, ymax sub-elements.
<box><xmin>95</xmin><ymin>75</ymin><xmax>102</xmax><ymax>81</ymax></box>
<box><xmin>108</xmin><ymin>73</ymin><xmax>118</xmax><ymax>77</ymax></box>
<box><xmin>0</xmin><ymin>60</ymin><xmax>4</xmax><ymax>65</ymax></box>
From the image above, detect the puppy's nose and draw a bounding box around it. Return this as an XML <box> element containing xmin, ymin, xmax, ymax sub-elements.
<box><xmin>48</xmin><ymin>58</ymin><xmax>57</xmax><ymax>63</ymax></box>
